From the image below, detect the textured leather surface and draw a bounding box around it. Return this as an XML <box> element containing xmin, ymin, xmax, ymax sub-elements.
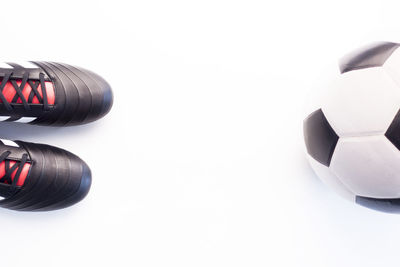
<box><xmin>0</xmin><ymin>141</ymin><xmax>91</xmax><ymax>211</ymax></box>
<box><xmin>0</xmin><ymin>61</ymin><xmax>113</xmax><ymax>125</ymax></box>
<box><xmin>32</xmin><ymin>61</ymin><xmax>113</xmax><ymax>126</ymax></box>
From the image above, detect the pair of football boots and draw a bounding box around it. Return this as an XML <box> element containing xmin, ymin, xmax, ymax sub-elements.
<box><xmin>0</xmin><ymin>61</ymin><xmax>113</xmax><ymax>211</ymax></box>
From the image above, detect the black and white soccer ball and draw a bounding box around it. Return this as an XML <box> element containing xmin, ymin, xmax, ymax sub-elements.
<box><xmin>304</xmin><ymin>42</ymin><xmax>400</xmax><ymax>213</ymax></box>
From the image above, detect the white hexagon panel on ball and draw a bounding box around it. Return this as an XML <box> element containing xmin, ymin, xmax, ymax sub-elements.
<box><xmin>321</xmin><ymin>67</ymin><xmax>400</xmax><ymax>137</ymax></box>
<box><xmin>330</xmin><ymin>135</ymin><xmax>400</xmax><ymax>198</ymax></box>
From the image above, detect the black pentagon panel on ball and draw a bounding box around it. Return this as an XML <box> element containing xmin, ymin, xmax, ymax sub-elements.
<box><xmin>385</xmin><ymin>109</ymin><xmax>400</xmax><ymax>151</ymax></box>
<box><xmin>356</xmin><ymin>196</ymin><xmax>400</xmax><ymax>213</ymax></box>
<box><xmin>339</xmin><ymin>42</ymin><xmax>400</xmax><ymax>74</ymax></box>
<box><xmin>303</xmin><ymin>109</ymin><xmax>339</xmax><ymax>167</ymax></box>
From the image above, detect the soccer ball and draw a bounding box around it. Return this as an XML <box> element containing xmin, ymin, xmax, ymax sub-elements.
<box><xmin>304</xmin><ymin>41</ymin><xmax>400</xmax><ymax>213</ymax></box>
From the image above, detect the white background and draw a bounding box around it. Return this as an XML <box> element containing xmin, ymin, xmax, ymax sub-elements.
<box><xmin>1</xmin><ymin>0</ymin><xmax>400</xmax><ymax>266</ymax></box>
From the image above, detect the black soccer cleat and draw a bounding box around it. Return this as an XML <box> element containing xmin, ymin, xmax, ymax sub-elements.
<box><xmin>0</xmin><ymin>61</ymin><xmax>113</xmax><ymax>126</ymax></box>
<box><xmin>0</xmin><ymin>139</ymin><xmax>91</xmax><ymax>211</ymax></box>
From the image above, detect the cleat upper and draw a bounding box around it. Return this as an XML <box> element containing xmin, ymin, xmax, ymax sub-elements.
<box><xmin>0</xmin><ymin>61</ymin><xmax>113</xmax><ymax>126</ymax></box>
<box><xmin>0</xmin><ymin>139</ymin><xmax>91</xmax><ymax>211</ymax></box>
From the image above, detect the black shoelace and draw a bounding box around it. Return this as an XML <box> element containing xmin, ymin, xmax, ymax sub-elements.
<box><xmin>0</xmin><ymin>72</ymin><xmax>49</xmax><ymax>111</ymax></box>
<box><xmin>0</xmin><ymin>151</ymin><xmax>28</xmax><ymax>193</ymax></box>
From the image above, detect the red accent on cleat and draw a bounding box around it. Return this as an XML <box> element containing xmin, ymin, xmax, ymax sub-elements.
<box><xmin>2</xmin><ymin>82</ymin><xmax>15</xmax><ymax>103</ymax></box>
<box><xmin>0</xmin><ymin>161</ymin><xmax>31</xmax><ymax>186</ymax></box>
<box><xmin>0</xmin><ymin>79</ymin><xmax>55</xmax><ymax>105</ymax></box>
